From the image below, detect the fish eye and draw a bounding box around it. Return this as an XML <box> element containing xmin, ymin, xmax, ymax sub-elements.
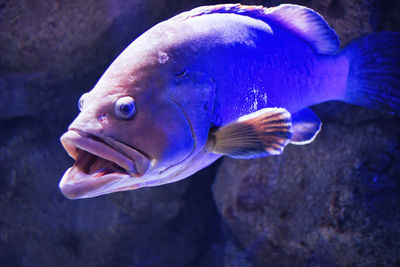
<box><xmin>78</xmin><ymin>93</ymin><xmax>88</xmax><ymax>111</ymax></box>
<box><xmin>115</xmin><ymin>96</ymin><xmax>136</xmax><ymax>120</ymax></box>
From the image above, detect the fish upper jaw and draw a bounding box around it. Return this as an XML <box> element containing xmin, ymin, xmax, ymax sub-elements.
<box><xmin>59</xmin><ymin>129</ymin><xmax>152</xmax><ymax>199</ymax></box>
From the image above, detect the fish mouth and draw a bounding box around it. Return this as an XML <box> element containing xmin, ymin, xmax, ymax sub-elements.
<box><xmin>59</xmin><ymin>129</ymin><xmax>151</xmax><ymax>199</ymax></box>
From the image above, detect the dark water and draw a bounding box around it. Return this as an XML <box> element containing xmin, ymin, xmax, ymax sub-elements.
<box><xmin>1</xmin><ymin>0</ymin><xmax>400</xmax><ymax>266</ymax></box>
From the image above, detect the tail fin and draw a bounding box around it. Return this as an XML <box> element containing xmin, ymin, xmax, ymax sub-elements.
<box><xmin>343</xmin><ymin>32</ymin><xmax>400</xmax><ymax>112</ymax></box>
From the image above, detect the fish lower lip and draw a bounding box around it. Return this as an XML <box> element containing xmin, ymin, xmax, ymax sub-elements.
<box><xmin>59</xmin><ymin>167</ymin><xmax>127</xmax><ymax>199</ymax></box>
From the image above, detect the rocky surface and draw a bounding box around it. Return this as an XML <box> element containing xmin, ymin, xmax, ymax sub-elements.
<box><xmin>1</xmin><ymin>0</ymin><xmax>399</xmax><ymax>266</ymax></box>
<box><xmin>213</xmin><ymin>104</ymin><xmax>400</xmax><ymax>266</ymax></box>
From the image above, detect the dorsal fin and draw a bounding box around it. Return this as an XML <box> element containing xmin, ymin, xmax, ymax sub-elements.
<box><xmin>171</xmin><ymin>4</ymin><xmax>339</xmax><ymax>54</ymax></box>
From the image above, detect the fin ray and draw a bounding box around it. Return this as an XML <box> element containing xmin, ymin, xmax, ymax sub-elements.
<box><xmin>208</xmin><ymin>108</ymin><xmax>292</xmax><ymax>159</ymax></box>
<box><xmin>343</xmin><ymin>32</ymin><xmax>400</xmax><ymax>112</ymax></box>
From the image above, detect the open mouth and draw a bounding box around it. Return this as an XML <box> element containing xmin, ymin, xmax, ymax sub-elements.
<box><xmin>71</xmin><ymin>149</ymin><xmax>128</xmax><ymax>177</ymax></box>
<box><xmin>59</xmin><ymin>129</ymin><xmax>151</xmax><ymax>199</ymax></box>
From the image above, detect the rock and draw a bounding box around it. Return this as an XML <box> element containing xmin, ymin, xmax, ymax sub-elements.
<box><xmin>213</xmin><ymin>105</ymin><xmax>400</xmax><ymax>266</ymax></box>
<box><xmin>0</xmin><ymin>0</ymin><xmax>148</xmax><ymax>75</ymax></box>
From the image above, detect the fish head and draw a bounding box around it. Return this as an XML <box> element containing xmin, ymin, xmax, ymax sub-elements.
<box><xmin>59</xmin><ymin>33</ymin><xmax>216</xmax><ymax>199</ymax></box>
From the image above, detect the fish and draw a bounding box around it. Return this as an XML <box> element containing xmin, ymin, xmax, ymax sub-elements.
<box><xmin>59</xmin><ymin>4</ymin><xmax>400</xmax><ymax>199</ymax></box>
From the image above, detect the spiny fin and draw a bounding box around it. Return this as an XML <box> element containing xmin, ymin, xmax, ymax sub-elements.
<box><xmin>290</xmin><ymin>108</ymin><xmax>322</xmax><ymax>145</ymax></box>
<box><xmin>171</xmin><ymin>3</ymin><xmax>265</xmax><ymax>20</ymax></box>
<box><xmin>208</xmin><ymin>108</ymin><xmax>292</xmax><ymax>159</ymax></box>
<box><xmin>171</xmin><ymin>4</ymin><xmax>339</xmax><ymax>54</ymax></box>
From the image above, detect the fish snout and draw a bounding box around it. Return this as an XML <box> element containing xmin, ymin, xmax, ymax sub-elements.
<box><xmin>67</xmin><ymin>111</ymin><xmax>105</xmax><ymax>134</ymax></box>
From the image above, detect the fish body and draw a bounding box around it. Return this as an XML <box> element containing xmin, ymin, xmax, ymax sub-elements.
<box><xmin>59</xmin><ymin>4</ymin><xmax>400</xmax><ymax>199</ymax></box>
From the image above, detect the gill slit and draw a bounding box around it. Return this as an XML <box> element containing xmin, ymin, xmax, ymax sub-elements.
<box><xmin>159</xmin><ymin>98</ymin><xmax>197</xmax><ymax>174</ymax></box>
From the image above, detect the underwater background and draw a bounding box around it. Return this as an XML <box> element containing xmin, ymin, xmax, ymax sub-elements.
<box><xmin>1</xmin><ymin>0</ymin><xmax>400</xmax><ymax>266</ymax></box>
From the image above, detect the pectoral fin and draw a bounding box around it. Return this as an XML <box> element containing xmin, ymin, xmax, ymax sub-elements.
<box><xmin>290</xmin><ymin>108</ymin><xmax>322</xmax><ymax>145</ymax></box>
<box><xmin>208</xmin><ymin>108</ymin><xmax>292</xmax><ymax>159</ymax></box>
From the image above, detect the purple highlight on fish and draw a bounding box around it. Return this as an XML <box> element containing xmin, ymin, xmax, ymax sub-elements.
<box><xmin>59</xmin><ymin>4</ymin><xmax>400</xmax><ymax>199</ymax></box>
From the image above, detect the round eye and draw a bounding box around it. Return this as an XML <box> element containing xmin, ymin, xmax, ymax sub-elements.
<box><xmin>114</xmin><ymin>96</ymin><xmax>136</xmax><ymax>120</ymax></box>
<box><xmin>78</xmin><ymin>93</ymin><xmax>88</xmax><ymax>111</ymax></box>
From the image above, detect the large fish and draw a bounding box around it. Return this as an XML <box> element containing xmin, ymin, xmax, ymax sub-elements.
<box><xmin>59</xmin><ymin>4</ymin><xmax>400</xmax><ymax>199</ymax></box>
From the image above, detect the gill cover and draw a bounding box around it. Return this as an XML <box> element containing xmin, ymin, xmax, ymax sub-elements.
<box><xmin>168</xmin><ymin>71</ymin><xmax>216</xmax><ymax>154</ymax></box>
